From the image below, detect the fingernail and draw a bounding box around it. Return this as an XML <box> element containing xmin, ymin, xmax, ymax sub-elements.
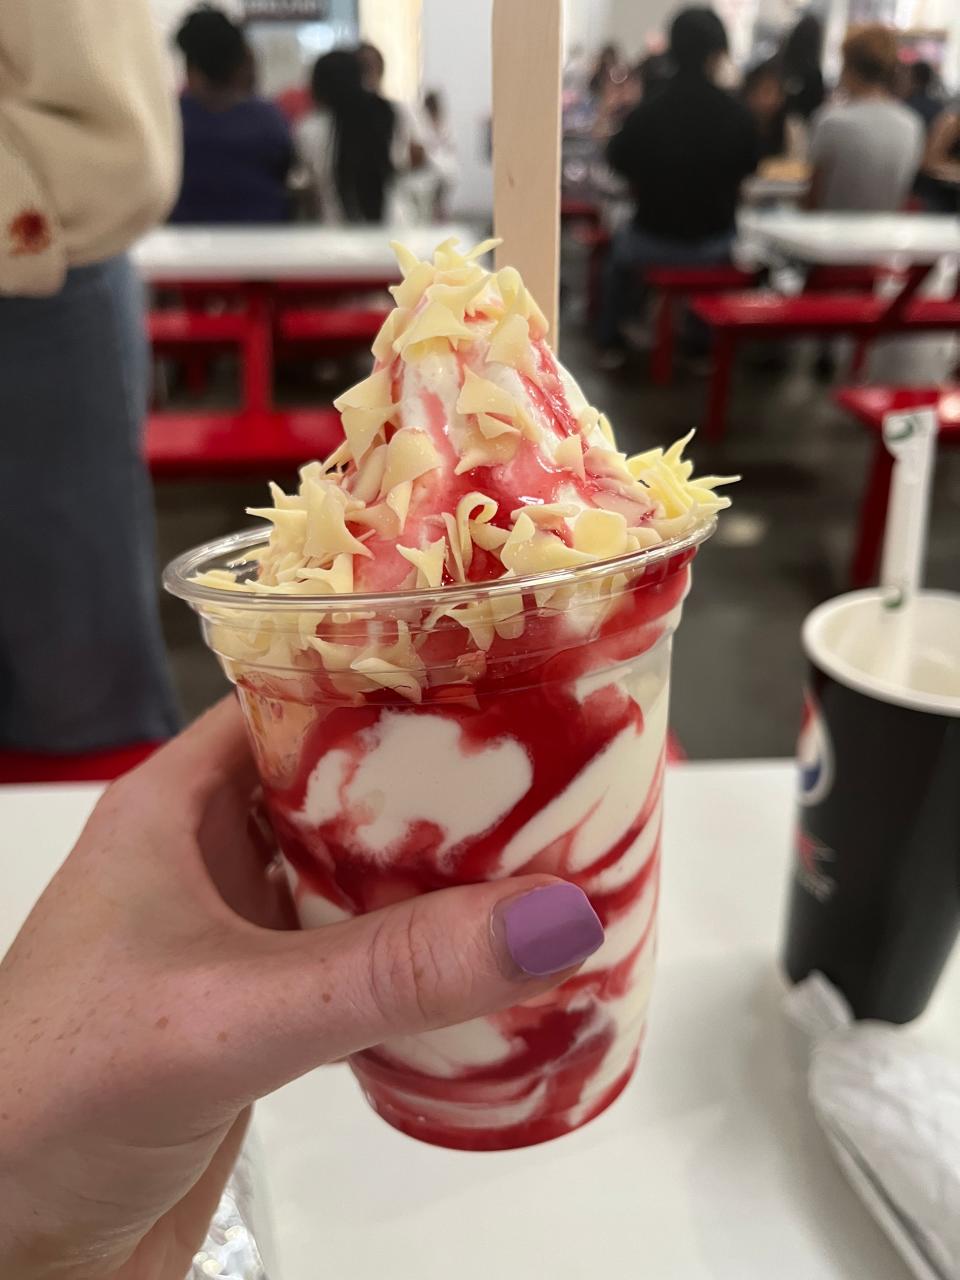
<box><xmin>496</xmin><ymin>884</ymin><xmax>604</xmax><ymax>978</ymax></box>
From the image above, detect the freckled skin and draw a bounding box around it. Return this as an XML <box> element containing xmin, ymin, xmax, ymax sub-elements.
<box><xmin>0</xmin><ymin>699</ymin><xmax>575</xmax><ymax>1277</ymax></box>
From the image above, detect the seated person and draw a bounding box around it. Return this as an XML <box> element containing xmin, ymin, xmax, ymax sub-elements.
<box><xmin>296</xmin><ymin>49</ymin><xmax>396</xmax><ymax>224</ymax></box>
<box><xmin>742</xmin><ymin>60</ymin><xmax>788</xmax><ymax>161</ymax></box>
<box><xmin>901</xmin><ymin>60</ymin><xmax>943</xmax><ymax>131</ymax></box>
<box><xmin>599</xmin><ymin>6</ymin><xmax>758</xmax><ymax>357</ymax></box>
<box><xmin>806</xmin><ymin>26</ymin><xmax>923</xmax><ymax>213</ymax></box>
<box><xmin>170</xmin><ymin>6</ymin><xmax>293</xmax><ymax>224</ymax></box>
<box><xmin>919</xmin><ymin>98</ymin><xmax>960</xmax><ymax>212</ymax></box>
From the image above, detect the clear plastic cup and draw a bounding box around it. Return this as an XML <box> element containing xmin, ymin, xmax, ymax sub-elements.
<box><xmin>165</xmin><ymin>519</ymin><xmax>714</xmax><ymax>1149</ymax></box>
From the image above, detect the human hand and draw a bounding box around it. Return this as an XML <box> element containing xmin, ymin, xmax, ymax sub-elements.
<box><xmin>0</xmin><ymin>699</ymin><xmax>603</xmax><ymax>1280</ymax></box>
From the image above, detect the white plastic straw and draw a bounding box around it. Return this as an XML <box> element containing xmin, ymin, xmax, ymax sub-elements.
<box><xmin>876</xmin><ymin>407</ymin><xmax>938</xmax><ymax>689</ymax></box>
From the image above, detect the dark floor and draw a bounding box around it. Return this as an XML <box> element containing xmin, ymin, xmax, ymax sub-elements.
<box><xmin>155</xmin><ymin>281</ymin><xmax>960</xmax><ymax>761</ymax></box>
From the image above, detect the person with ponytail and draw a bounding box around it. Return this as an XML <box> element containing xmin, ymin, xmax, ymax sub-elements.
<box><xmin>171</xmin><ymin>5</ymin><xmax>293</xmax><ymax>224</ymax></box>
<box><xmin>296</xmin><ymin>48</ymin><xmax>397</xmax><ymax>224</ymax></box>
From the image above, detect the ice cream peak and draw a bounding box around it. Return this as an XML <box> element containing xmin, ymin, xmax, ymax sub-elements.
<box><xmin>201</xmin><ymin>237</ymin><xmax>733</xmax><ymax>602</ymax></box>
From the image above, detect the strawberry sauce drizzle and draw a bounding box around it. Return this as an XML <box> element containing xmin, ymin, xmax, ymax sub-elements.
<box><xmin>242</xmin><ymin>549</ymin><xmax>693</xmax><ymax>1149</ymax></box>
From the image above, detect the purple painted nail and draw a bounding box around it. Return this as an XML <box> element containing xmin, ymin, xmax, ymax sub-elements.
<box><xmin>498</xmin><ymin>884</ymin><xmax>604</xmax><ymax>978</ymax></box>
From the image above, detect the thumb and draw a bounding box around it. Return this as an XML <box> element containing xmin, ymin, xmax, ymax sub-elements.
<box><xmin>221</xmin><ymin>876</ymin><xmax>604</xmax><ymax>1102</ymax></box>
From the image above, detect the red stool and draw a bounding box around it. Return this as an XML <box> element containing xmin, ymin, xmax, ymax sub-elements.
<box><xmin>834</xmin><ymin>386</ymin><xmax>960</xmax><ymax>587</ymax></box>
<box><xmin>0</xmin><ymin>741</ymin><xmax>161</xmax><ymax>786</ymax></box>
<box><xmin>645</xmin><ymin>266</ymin><xmax>761</xmax><ymax>386</ymax></box>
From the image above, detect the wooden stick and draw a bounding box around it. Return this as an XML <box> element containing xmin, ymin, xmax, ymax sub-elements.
<box><xmin>492</xmin><ymin>0</ymin><xmax>563</xmax><ymax>344</ymax></box>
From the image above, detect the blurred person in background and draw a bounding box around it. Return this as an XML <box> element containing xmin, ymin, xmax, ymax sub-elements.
<box><xmin>741</xmin><ymin>59</ymin><xmax>808</xmax><ymax>164</ymax></box>
<box><xmin>636</xmin><ymin>51</ymin><xmax>674</xmax><ymax>103</ymax></box>
<box><xmin>170</xmin><ymin>5</ymin><xmax>293</xmax><ymax>224</ymax></box>
<box><xmin>297</xmin><ymin>49</ymin><xmax>396</xmax><ymax>224</ymax></box>
<box><xmin>778</xmin><ymin>14</ymin><xmax>826</xmax><ymax>122</ymax></box>
<box><xmin>598</xmin><ymin>6</ymin><xmax>758</xmax><ymax>361</ymax></box>
<box><xmin>919</xmin><ymin>97</ymin><xmax>960</xmax><ymax>212</ymax></box>
<box><xmin>418</xmin><ymin>90</ymin><xmax>459</xmax><ymax>221</ymax></box>
<box><xmin>900</xmin><ymin>60</ymin><xmax>943</xmax><ymax>130</ymax></box>
<box><xmin>357</xmin><ymin>39</ymin><xmax>428</xmax><ymax>203</ymax></box>
<box><xmin>589</xmin><ymin>43</ymin><xmax>629</xmax><ymax>103</ymax></box>
<box><xmin>806</xmin><ymin>25</ymin><xmax>923</xmax><ymax>213</ymax></box>
<box><xmin>0</xmin><ymin>0</ymin><xmax>180</xmax><ymax>754</ymax></box>
<box><xmin>741</xmin><ymin>60</ymin><xmax>788</xmax><ymax>161</ymax></box>
<box><xmin>592</xmin><ymin>61</ymin><xmax>645</xmax><ymax>138</ymax></box>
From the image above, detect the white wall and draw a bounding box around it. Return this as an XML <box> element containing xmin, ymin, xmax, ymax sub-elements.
<box><xmin>602</xmin><ymin>0</ymin><xmax>758</xmax><ymax>66</ymax></box>
<box><xmin>564</xmin><ymin>0</ymin><xmax>614</xmax><ymax>57</ymax></box>
<box><xmin>421</xmin><ymin>0</ymin><xmax>494</xmax><ymax>219</ymax></box>
<box><xmin>359</xmin><ymin>0</ymin><xmax>422</xmax><ymax>102</ymax></box>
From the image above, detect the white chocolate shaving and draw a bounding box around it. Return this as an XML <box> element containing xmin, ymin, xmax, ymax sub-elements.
<box><xmin>470</xmin><ymin>520</ymin><xmax>510</xmax><ymax>551</ymax></box>
<box><xmin>390</xmin><ymin>240</ymin><xmax>425</xmax><ymax>278</ymax></box>
<box><xmin>573</xmin><ymin>509</ymin><xmax>629</xmax><ymax>559</ymax></box>
<box><xmin>371</xmin><ymin>308</ymin><xmax>410</xmax><ymax>363</ymax></box>
<box><xmin>394</xmin><ymin>300</ymin><xmax>473</xmax><ymax>357</ymax></box>
<box><xmin>385</xmin><ymin>480</ymin><xmax>413</xmax><ymax>532</ymax></box>
<box><xmin>350</xmin><ymin>443</ymin><xmax>387</xmax><ymax>505</ymax></box>
<box><xmin>427</xmin><ymin>274</ymin><xmax>487</xmax><ymax>320</ymax></box>
<box><xmin>302</xmin><ymin>481</ymin><xmax>371</xmax><ymax>560</ymax></box>
<box><xmin>442</xmin><ymin>511</ymin><xmax>465</xmax><ymax>581</ymax></box>
<box><xmin>333</xmin><ymin>368</ymin><xmax>396</xmax><ymax>462</ymax></box>
<box><xmin>501</xmin><ymin>514</ymin><xmax>593</xmax><ymax>576</ymax></box>
<box><xmin>349</xmin><ymin>501</ymin><xmax>399</xmax><ymax>539</ymax></box>
<box><xmin>454</xmin><ymin>427</ymin><xmax>518</xmax><ymax>475</ymax></box>
<box><xmin>390</xmin><ymin>259</ymin><xmax>436</xmax><ymax>309</ymax></box>
<box><xmin>456</xmin><ymin>367</ymin><xmax>517</xmax><ymax>419</ymax></box>
<box><xmin>510</xmin><ymin>502</ymin><xmax>578</xmax><ymax>529</ymax></box>
<box><xmin>477</xmin><ymin>412</ymin><xmax>520</xmax><ymax>440</ymax></box>
<box><xmin>397</xmin><ymin>537</ymin><xmax>446</xmax><ymax>589</ymax></box>
<box><xmin>350</xmin><ymin>658</ymin><xmax>423</xmax><ymax>703</ymax></box>
<box><xmin>380</xmin><ymin>430</ymin><xmax>441</xmax><ymax>493</ymax></box>
<box><xmin>455</xmin><ymin>491</ymin><xmax>498</xmax><ymax>574</ymax></box>
<box><xmin>555</xmin><ymin>434</ymin><xmax>586</xmax><ymax>479</ymax></box>
<box><xmin>487</xmin><ymin>312</ymin><xmax>530</xmax><ymax>367</ymax></box>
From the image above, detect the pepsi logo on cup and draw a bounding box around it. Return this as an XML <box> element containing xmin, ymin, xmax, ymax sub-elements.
<box><xmin>797</xmin><ymin>689</ymin><xmax>833</xmax><ymax>808</ymax></box>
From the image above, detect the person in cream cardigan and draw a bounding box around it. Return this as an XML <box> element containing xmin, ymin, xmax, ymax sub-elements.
<box><xmin>0</xmin><ymin>0</ymin><xmax>182</xmax><ymax>754</ymax></box>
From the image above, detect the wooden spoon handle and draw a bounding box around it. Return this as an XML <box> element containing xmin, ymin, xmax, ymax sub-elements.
<box><xmin>492</xmin><ymin>0</ymin><xmax>563</xmax><ymax>344</ymax></box>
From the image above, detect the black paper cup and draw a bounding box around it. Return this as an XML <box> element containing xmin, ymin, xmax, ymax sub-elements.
<box><xmin>783</xmin><ymin>589</ymin><xmax>960</xmax><ymax>1022</ymax></box>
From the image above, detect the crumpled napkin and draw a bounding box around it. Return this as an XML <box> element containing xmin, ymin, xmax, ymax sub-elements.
<box><xmin>188</xmin><ymin>1131</ymin><xmax>275</xmax><ymax>1280</ymax></box>
<box><xmin>786</xmin><ymin>974</ymin><xmax>960</xmax><ymax>1280</ymax></box>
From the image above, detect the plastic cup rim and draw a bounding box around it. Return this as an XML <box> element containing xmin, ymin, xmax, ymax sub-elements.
<box><xmin>163</xmin><ymin>516</ymin><xmax>716</xmax><ymax>615</ymax></box>
<box><xmin>802</xmin><ymin>588</ymin><xmax>960</xmax><ymax>718</ymax></box>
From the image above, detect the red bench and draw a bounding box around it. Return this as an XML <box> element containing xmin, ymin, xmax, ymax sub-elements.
<box><xmin>0</xmin><ymin>741</ymin><xmax>160</xmax><ymax>786</ymax></box>
<box><xmin>691</xmin><ymin>291</ymin><xmax>960</xmax><ymax>441</ymax></box>
<box><xmin>561</xmin><ymin>197</ymin><xmax>603</xmax><ymax>229</ymax></box>
<box><xmin>691</xmin><ymin>291</ymin><xmax>886</xmax><ymax>440</ymax></box>
<box><xmin>835</xmin><ymin>385</ymin><xmax>960</xmax><ymax>587</ymax></box>
<box><xmin>645</xmin><ymin>265</ymin><xmax>761</xmax><ymax>386</ymax></box>
<box><xmin>150</xmin><ymin>293</ymin><xmax>273</xmax><ymax>412</ymax></box>
<box><xmin>276</xmin><ymin>308</ymin><xmax>388</xmax><ymax>346</ymax></box>
<box><xmin>146</xmin><ymin>407</ymin><xmax>343</xmax><ymax>478</ymax></box>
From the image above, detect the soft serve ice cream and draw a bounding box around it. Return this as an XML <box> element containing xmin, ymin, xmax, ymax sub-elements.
<box><xmin>178</xmin><ymin>237</ymin><xmax>732</xmax><ymax>1149</ymax></box>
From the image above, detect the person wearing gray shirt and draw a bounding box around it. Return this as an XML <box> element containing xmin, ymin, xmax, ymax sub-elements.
<box><xmin>808</xmin><ymin>25</ymin><xmax>923</xmax><ymax>212</ymax></box>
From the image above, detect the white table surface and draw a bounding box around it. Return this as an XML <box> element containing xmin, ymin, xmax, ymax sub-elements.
<box><xmin>738</xmin><ymin>210</ymin><xmax>960</xmax><ymax>265</ymax></box>
<box><xmin>741</xmin><ymin>175</ymin><xmax>809</xmax><ymax>205</ymax></box>
<box><xmin>132</xmin><ymin>224</ymin><xmax>481</xmax><ymax>282</ymax></box>
<box><xmin>4</xmin><ymin>761</ymin><xmax>958</xmax><ymax>1280</ymax></box>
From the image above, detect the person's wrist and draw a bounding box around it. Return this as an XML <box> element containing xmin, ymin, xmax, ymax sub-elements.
<box><xmin>0</xmin><ymin>1210</ymin><xmax>119</xmax><ymax>1280</ymax></box>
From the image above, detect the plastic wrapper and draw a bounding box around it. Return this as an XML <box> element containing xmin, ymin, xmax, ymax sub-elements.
<box><xmin>786</xmin><ymin>974</ymin><xmax>960</xmax><ymax>1280</ymax></box>
<box><xmin>188</xmin><ymin>1129</ymin><xmax>276</xmax><ymax>1280</ymax></box>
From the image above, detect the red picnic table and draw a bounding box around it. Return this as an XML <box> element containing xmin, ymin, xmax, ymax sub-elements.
<box><xmin>135</xmin><ymin>224</ymin><xmax>480</xmax><ymax>474</ymax></box>
<box><xmin>693</xmin><ymin>212</ymin><xmax>960</xmax><ymax>440</ymax></box>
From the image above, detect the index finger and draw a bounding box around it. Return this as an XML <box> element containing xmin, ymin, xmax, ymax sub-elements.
<box><xmin>137</xmin><ymin>696</ymin><xmax>259</xmax><ymax>813</ymax></box>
